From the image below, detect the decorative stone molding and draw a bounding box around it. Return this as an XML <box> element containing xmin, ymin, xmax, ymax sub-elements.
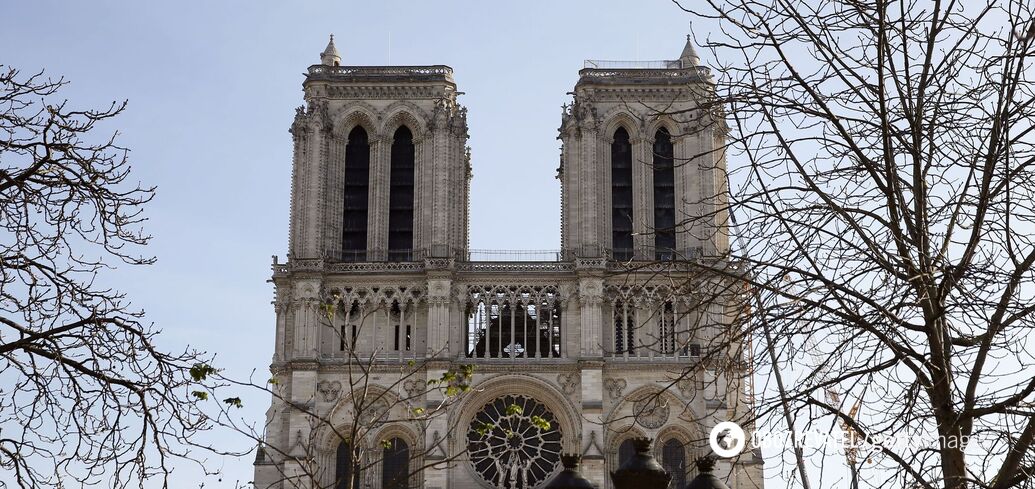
<box><xmin>317</xmin><ymin>380</ymin><xmax>342</xmax><ymax>402</ymax></box>
<box><xmin>328</xmin><ymin>261</ymin><xmax>424</xmax><ymax>273</ymax></box>
<box><xmin>577</xmin><ymin>279</ymin><xmax>604</xmax><ymax>305</ymax></box>
<box><xmin>380</xmin><ymin>101</ymin><xmax>430</xmax><ymax>137</ymax></box>
<box><xmin>456</xmin><ymin>262</ymin><xmax>575</xmax><ymax>273</ymax></box>
<box><xmin>322</xmin><ymin>85</ymin><xmax>449</xmax><ymax>100</ymax></box>
<box><xmin>676</xmin><ymin>376</ymin><xmax>701</xmax><ymax>398</ymax></box>
<box><xmin>602</xmin><ymin>283</ymin><xmax>696</xmax><ymax>306</ymax></box>
<box><xmin>323</xmin><ymin>284</ymin><xmax>427</xmax><ymax>308</ymax></box>
<box><xmin>453</xmin><ymin>374</ymin><xmax>581</xmax><ymax>454</ymax></box>
<box><xmin>632</xmin><ymin>395</ymin><xmax>670</xmax><ymax>429</ymax></box>
<box><xmin>582</xmin><ymin>430</ymin><xmax>606</xmax><ymax>460</ymax></box>
<box><xmin>604</xmin><ymin>378</ymin><xmax>627</xmax><ymax>399</ymax></box>
<box><xmin>556</xmin><ymin>372</ymin><xmax>579</xmax><ymax>396</ymax></box>
<box><xmin>402</xmin><ymin>378</ymin><xmax>424</xmax><ymax>400</ymax></box>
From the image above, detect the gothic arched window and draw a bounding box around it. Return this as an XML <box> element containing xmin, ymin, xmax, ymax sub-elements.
<box><xmin>343</xmin><ymin>127</ymin><xmax>370</xmax><ymax>262</ymax></box>
<box><xmin>661</xmin><ymin>438</ymin><xmax>687</xmax><ymax>489</ymax></box>
<box><xmin>617</xmin><ymin>438</ymin><xmax>637</xmax><ymax>468</ymax></box>
<box><xmin>611</xmin><ymin>127</ymin><xmax>634</xmax><ymax>261</ymax></box>
<box><xmin>653</xmin><ymin>128</ymin><xmax>676</xmax><ymax>260</ymax></box>
<box><xmin>613</xmin><ymin>300</ymin><xmax>634</xmax><ymax>355</ymax></box>
<box><xmin>336</xmin><ymin>440</ymin><xmax>360</xmax><ymax>489</ymax></box>
<box><xmin>382</xmin><ymin>437</ymin><xmax>410</xmax><ymax>489</ymax></box>
<box><xmin>388</xmin><ymin>126</ymin><xmax>415</xmax><ymax>262</ymax></box>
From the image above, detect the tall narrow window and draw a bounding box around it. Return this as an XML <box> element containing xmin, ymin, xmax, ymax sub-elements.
<box><xmin>389</xmin><ymin>126</ymin><xmax>415</xmax><ymax>262</ymax></box>
<box><xmin>653</xmin><ymin>128</ymin><xmax>676</xmax><ymax>260</ymax></box>
<box><xmin>382</xmin><ymin>438</ymin><xmax>410</xmax><ymax>489</ymax></box>
<box><xmin>391</xmin><ymin>301</ymin><xmax>402</xmax><ymax>351</ymax></box>
<box><xmin>613</xmin><ymin>300</ymin><xmax>634</xmax><ymax>354</ymax></box>
<box><xmin>336</xmin><ymin>441</ymin><xmax>360</xmax><ymax>489</ymax></box>
<box><xmin>611</xmin><ymin>127</ymin><xmax>634</xmax><ymax>261</ymax></box>
<box><xmin>662</xmin><ymin>439</ymin><xmax>687</xmax><ymax>489</ymax></box>
<box><xmin>660</xmin><ymin>301</ymin><xmax>676</xmax><ymax>355</ymax></box>
<box><xmin>618</xmin><ymin>439</ymin><xmax>637</xmax><ymax>468</ymax></box>
<box><xmin>343</xmin><ymin>127</ymin><xmax>370</xmax><ymax>262</ymax></box>
<box><xmin>340</xmin><ymin>301</ymin><xmax>360</xmax><ymax>352</ymax></box>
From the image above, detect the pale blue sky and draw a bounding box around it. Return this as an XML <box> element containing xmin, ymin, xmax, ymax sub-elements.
<box><xmin>2</xmin><ymin>1</ymin><xmax>705</xmax><ymax>485</ymax></box>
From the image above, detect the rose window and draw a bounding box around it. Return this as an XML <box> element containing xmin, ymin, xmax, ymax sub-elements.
<box><xmin>467</xmin><ymin>394</ymin><xmax>562</xmax><ymax>489</ymax></box>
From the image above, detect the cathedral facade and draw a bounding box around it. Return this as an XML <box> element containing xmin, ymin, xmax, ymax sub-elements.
<box><xmin>253</xmin><ymin>35</ymin><xmax>763</xmax><ymax>489</ymax></box>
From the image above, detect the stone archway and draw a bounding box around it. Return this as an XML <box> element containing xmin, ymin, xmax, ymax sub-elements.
<box><xmin>453</xmin><ymin>374</ymin><xmax>581</xmax><ymax>489</ymax></box>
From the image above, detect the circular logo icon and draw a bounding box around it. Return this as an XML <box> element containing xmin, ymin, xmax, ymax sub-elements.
<box><xmin>709</xmin><ymin>421</ymin><xmax>746</xmax><ymax>457</ymax></box>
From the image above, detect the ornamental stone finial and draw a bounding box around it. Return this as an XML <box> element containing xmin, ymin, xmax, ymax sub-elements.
<box><xmin>544</xmin><ymin>454</ymin><xmax>596</xmax><ymax>489</ymax></box>
<box><xmin>679</xmin><ymin>27</ymin><xmax>701</xmax><ymax>68</ymax></box>
<box><xmin>687</xmin><ymin>455</ymin><xmax>732</xmax><ymax>489</ymax></box>
<box><xmin>321</xmin><ymin>34</ymin><xmax>341</xmax><ymax>66</ymax></box>
<box><xmin>610</xmin><ymin>438</ymin><xmax>671</xmax><ymax>489</ymax></box>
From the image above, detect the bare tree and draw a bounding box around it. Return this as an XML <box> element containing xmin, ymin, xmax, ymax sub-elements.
<box><xmin>208</xmin><ymin>292</ymin><xmax>546</xmax><ymax>489</ymax></box>
<box><xmin>628</xmin><ymin>1</ymin><xmax>1035</xmax><ymax>488</ymax></box>
<box><xmin>0</xmin><ymin>66</ymin><xmax>217</xmax><ymax>487</ymax></box>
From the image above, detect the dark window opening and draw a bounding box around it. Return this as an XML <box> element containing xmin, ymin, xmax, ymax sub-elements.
<box><xmin>405</xmin><ymin>325</ymin><xmax>412</xmax><ymax>351</ymax></box>
<box><xmin>611</xmin><ymin>127</ymin><xmax>634</xmax><ymax>261</ymax></box>
<box><xmin>660</xmin><ymin>301</ymin><xmax>676</xmax><ymax>354</ymax></box>
<box><xmin>382</xmin><ymin>438</ymin><xmax>410</xmax><ymax>489</ymax></box>
<box><xmin>388</xmin><ymin>126</ymin><xmax>415</xmax><ymax>262</ymax></box>
<box><xmin>614</xmin><ymin>301</ymin><xmax>634</xmax><ymax>354</ymax></box>
<box><xmin>466</xmin><ymin>298</ymin><xmax>562</xmax><ymax>359</ymax></box>
<box><xmin>336</xmin><ymin>441</ymin><xmax>360</xmax><ymax>489</ymax></box>
<box><xmin>341</xmin><ymin>302</ymin><xmax>360</xmax><ymax>352</ymax></box>
<box><xmin>653</xmin><ymin>128</ymin><xmax>676</xmax><ymax>260</ymax></box>
<box><xmin>662</xmin><ymin>439</ymin><xmax>687</xmax><ymax>489</ymax></box>
<box><xmin>392</xmin><ymin>302</ymin><xmax>401</xmax><ymax>351</ymax></box>
<box><xmin>343</xmin><ymin>127</ymin><xmax>370</xmax><ymax>262</ymax></box>
<box><xmin>618</xmin><ymin>439</ymin><xmax>637</xmax><ymax>468</ymax></box>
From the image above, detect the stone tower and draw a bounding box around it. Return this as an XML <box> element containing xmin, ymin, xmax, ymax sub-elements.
<box><xmin>559</xmin><ymin>35</ymin><xmax>729</xmax><ymax>263</ymax></box>
<box><xmin>254</xmin><ymin>34</ymin><xmax>762</xmax><ymax>489</ymax></box>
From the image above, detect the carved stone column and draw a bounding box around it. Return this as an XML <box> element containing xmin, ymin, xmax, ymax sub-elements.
<box><xmin>367</xmin><ymin>134</ymin><xmax>387</xmax><ymax>261</ymax></box>
<box><xmin>581</xmin><ymin>127</ymin><xmax>598</xmax><ymax>256</ymax></box>
<box><xmin>291</xmin><ymin>280</ymin><xmax>321</xmax><ymax>359</ymax></box>
<box><xmin>577</xmin><ymin>275</ymin><xmax>604</xmax><ymax>357</ymax></box>
<box><xmin>287</xmin><ymin>107</ymin><xmax>309</xmax><ymax>257</ymax></box>
<box><xmin>426</xmin><ymin>274</ymin><xmax>453</xmax><ymax>357</ymax></box>
<box><xmin>632</xmin><ymin>135</ymin><xmax>651</xmax><ymax>259</ymax></box>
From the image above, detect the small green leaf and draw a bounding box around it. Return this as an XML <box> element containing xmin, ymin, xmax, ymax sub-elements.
<box><xmin>321</xmin><ymin>302</ymin><xmax>337</xmax><ymax>321</ymax></box>
<box><xmin>223</xmin><ymin>397</ymin><xmax>243</xmax><ymax>408</ymax></box>
<box><xmin>190</xmin><ymin>364</ymin><xmax>218</xmax><ymax>382</ymax></box>
<box><xmin>474</xmin><ymin>421</ymin><xmax>495</xmax><ymax>437</ymax></box>
<box><xmin>191</xmin><ymin>390</ymin><xmax>208</xmax><ymax>401</ymax></box>
<box><xmin>506</xmin><ymin>404</ymin><xmax>522</xmax><ymax>416</ymax></box>
<box><xmin>530</xmin><ymin>415</ymin><xmax>551</xmax><ymax>431</ymax></box>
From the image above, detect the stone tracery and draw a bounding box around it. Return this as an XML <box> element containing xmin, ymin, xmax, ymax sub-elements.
<box><xmin>466</xmin><ymin>394</ymin><xmax>562</xmax><ymax>489</ymax></box>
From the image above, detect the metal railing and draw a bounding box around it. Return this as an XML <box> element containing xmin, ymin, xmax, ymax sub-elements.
<box><xmin>584</xmin><ymin>59</ymin><xmax>684</xmax><ymax>69</ymax></box>
<box><xmin>466</xmin><ymin>249</ymin><xmax>563</xmax><ymax>262</ymax></box>
<box><xmin>314</xmin><ymin>247</ymin><xmax>703</xmax><ymax>265</ymax></box>
<box><xmin>305</xmin><ymin>65</ymin><xmax>456</xmax><ymax>83</ymax></box>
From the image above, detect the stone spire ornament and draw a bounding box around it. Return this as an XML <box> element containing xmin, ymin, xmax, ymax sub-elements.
<box><xmin>610</xmin><ymin>438</ymin><xmax>672</xmax><ymax>489</ymax></box>
<box><xmin>679</xmin><ymin>28</ymin><xmax>701</xmax><ymax>68</ymax></box>
<box><xmin>321</xmin><ymin>34</ymin><xmax>341</xmax><ymax>66</ymax></box>
<box><xmin>544</xmin><ymin>454</ymin><xmax>597</xmax><ymax>489</ymax></box>
<box><xmin>686</xmin><ymin>456</ymin><xmax>731</xmax><ymax>489</ymax></box>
